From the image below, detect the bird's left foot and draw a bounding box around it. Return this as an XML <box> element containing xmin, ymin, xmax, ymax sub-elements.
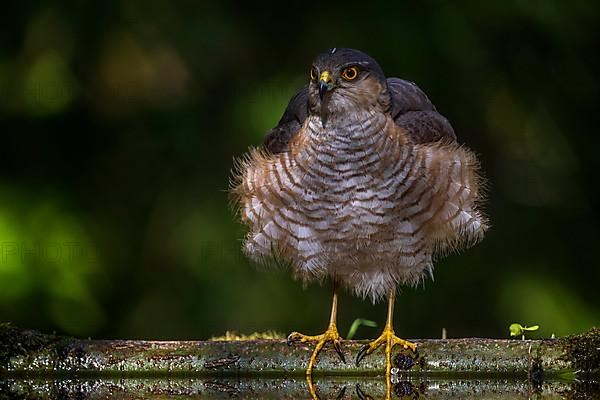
<box><xmin>356</xmin><ymin>326</ymin><xmax>417</xmax><ymax>399</ymax></box>
<box><xmin>356</xmin><ymin>325</ymin><xmax>417</xmax><ymax>374</ymax></box>
<box><xmin>287</xmin><ymin>323</ymin><xmax>346</xmax><ymax>376</ymax></box>
<box><xmin>356</xmin><ymin>325</ymin><xmax>416</xmax><ymax>368</ymax></box>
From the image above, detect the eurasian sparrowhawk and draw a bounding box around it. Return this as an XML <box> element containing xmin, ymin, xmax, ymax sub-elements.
<box><xmin>232</xmin><ymin>48</ymin><xmax>488</xmax><ymax>392</ymax></box>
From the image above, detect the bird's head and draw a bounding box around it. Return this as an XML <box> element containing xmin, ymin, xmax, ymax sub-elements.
<box><xmin>307</xmin><ymin>48</ymin><xmax>391</xmax><ymax>126</ymax></box>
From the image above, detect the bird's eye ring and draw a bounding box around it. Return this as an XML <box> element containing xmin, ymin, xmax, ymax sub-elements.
<box><xmin>310</xmin><ymin>66</ymin><xmax>318</xmax><ymax>81</ymax></box>
<box><xmin>341</xmin><ymin>66</ymin><xmax>359</xmax><ymax>81</ymax></box>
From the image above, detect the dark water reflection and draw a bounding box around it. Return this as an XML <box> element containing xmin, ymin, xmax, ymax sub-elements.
<box><xmin>1</xmin><ymin>377</ymin><xmax>597</xmax><ymax>399</ymax></box>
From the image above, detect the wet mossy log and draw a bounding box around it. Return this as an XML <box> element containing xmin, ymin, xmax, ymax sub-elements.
<box><xmin>1</xmin><ymin>325</ymin><xmax>598</xmax><ymax>379</ymax></box>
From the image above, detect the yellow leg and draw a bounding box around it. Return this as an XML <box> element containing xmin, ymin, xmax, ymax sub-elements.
<box><xmin>287</xmin><ymin>282</ymin><xmax>346</xmax><ymax>380</ymax></box>
<box><xmin>356</xmin><ymin>289</ymin><xmax>417</xmax><ymax>399</ymax></box>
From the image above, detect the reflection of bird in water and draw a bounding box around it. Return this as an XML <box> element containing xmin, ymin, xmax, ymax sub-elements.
<box><xmin>232</xmin><ymin>48</ymin><xmax>488</xmax><ymax>394</ymax></box>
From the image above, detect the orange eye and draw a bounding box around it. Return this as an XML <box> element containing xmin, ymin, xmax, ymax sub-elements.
<box><xmin>310</xmin><ymin>66</ymin><xmax>318</xmax><ymax>80</ymax></box>
<box><xmin>341</xmin><ymin>66</ymin><xmax>359</xmax><ymax>81</ymax></box>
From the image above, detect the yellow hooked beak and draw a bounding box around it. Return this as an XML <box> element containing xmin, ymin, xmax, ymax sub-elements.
<box><xmin>319</xmin><ymin>70</ymin><xmax>333</xmax><ymax>100</ymax></box>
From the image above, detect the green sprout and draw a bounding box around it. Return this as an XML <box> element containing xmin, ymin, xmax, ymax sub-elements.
<box><xmin>347</xmin><ymin>318</ymin><xmax>377</xmax><ymax>339</ymax></box>
<box><xmin>509</xmin><ymin>323</ymin><xmax>539</xmax><ymax>340</ymax></box>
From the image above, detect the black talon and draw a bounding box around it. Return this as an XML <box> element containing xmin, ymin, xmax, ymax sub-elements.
<box><xmin>356</xmin><ymin>383</ymin><xmax>374</xmax><ymax>400</ymax></box>
<box><xmin>286</xmin><ymin>333</ymin><xmax>296</xmax><ymax>346</ymax></box>
<box><xmin>356</xmin><ymin>344</ymin><xmax>370</xmax><ymax>366</ymax></box>
<box><xmin>334</xmin><ymin>341</ymin><xmax>346</xmax><ymax>363</ymax></box>
<box><xmin>335</xmin><ymin>386</ymin><xmax>346</xmax><ymax>400</ymax></box>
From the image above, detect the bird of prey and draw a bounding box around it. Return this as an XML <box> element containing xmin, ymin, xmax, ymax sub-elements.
<box><xmin>232</xmin><ymin>48</ymin><xmax>488</xmax><ymax>383</ymax></box>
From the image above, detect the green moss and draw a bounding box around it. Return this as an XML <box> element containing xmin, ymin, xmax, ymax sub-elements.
<box><xmin>561</xmin><ymin>327</ymin><xmax>600</xmax><ymax>372</ymax></box>
<box><xmin>0</xmin><ymin>323</ymin><xmax>59</xmax><ymax>367</ymax></box>
<box><xmin>209</xmin><ymin>331</ymin><xmax>285</xmax><ymax>341</ymax></box>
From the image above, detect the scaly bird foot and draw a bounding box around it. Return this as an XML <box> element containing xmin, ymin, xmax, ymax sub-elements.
<box><xmin>355</xmin><ymin>326</ymin><xmax>416</xmax><ymax>368</ymax></box>
<box><xmin>287</xmin><ymin>323</ymin><xmax>346</xmax><ymax>377</ymax></box>
<box><xmin>356</xmin><ymin>326</ymin><xmax>417</xmax><ymax>399</ymax></box>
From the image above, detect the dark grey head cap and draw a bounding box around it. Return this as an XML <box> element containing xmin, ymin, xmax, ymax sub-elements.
<box><xmin>312</xmin><ymin>48</ymin><xmax>386</xmax><ymax>81</ymax></box>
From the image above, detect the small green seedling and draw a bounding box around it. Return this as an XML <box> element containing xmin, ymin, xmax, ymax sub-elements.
<box><xmin>509</xmin><ymin>323</ymin><xmax>539</xmax><ymax>340</ymax></box>
<box><xmin>347</xmin><ymin>318</ymin><xmax>378</xmax><ymax>339</ymax></box>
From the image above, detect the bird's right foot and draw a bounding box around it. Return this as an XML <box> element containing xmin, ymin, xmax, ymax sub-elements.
<box><xmin>287</xmin><ymin>323</ymin><xmax>346</xmax><ymax>376</ymax></box>
<box><xmin>287</xmin><ymin>324</ymin><xmax>346</xmax><ymax>400</ymax></box>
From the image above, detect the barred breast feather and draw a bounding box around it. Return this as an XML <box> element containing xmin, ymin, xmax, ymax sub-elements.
<box><xmin>232</xmin><ymin>111</ymin><xmax>487</xmax><ymax>301</ymax></box>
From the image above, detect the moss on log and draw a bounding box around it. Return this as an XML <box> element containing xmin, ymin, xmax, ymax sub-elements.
<box><xmin>1</xmin><ymin>324</ymin><xmax>598</xmax><ymax>379</ymax></box>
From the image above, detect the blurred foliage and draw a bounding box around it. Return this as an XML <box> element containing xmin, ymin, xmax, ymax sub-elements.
<box><xmin>347</xmin><ymin>318</ymin><xmax>378</xmax><ymax>340</ymax></box>
<box><xmin>0</xmin><ymin>0</ymin><xmax>598</xmax><ymax>340</ymax></box>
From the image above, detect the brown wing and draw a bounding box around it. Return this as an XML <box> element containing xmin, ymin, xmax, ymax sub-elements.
<box><xmin>263</xmin><ymin>85</ymin><xmax>308</xmax><ymax>153</ymax></box>
<box><xmin>387</xmin><ymin>77</ymin><xmax>456</xmax><ymax>144</ymax></box>
<box><xmin>263</xmin><ymin>78</ymin><xmax>456</xmax><ymax>152</ymax></box>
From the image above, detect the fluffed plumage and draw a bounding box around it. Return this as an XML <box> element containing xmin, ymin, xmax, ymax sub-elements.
<box><xmin>232</xmin><ymin>48</ymin><xmax>487</xmax><ymax>302</ymax></box>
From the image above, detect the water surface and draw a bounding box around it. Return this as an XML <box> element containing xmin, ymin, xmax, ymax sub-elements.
<box><xmin>2</xmin><ymin>377</ymin><xmax>597</xmax><ymax>399</ymax></box>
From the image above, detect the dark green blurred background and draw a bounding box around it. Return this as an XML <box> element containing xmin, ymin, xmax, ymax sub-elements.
<box><xmin>0</xmin><ymin>1</ymin><xmax>598</xmax><ymax>341</ymax></box>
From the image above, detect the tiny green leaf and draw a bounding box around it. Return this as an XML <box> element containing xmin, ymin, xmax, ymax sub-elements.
<box><xmin>509</xmin><ymin>323</ymin><xmax>540</xmax><ymax>337</ymax></box>
<box><xmin>509</xmin><ymin>323</ymin><xmax>524</xmax><ymax>337</ymax></box>
<box><xmin>522</xmin><ymin>325</ymin><xmax>539</xmax><ymax>332</ymax></box>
